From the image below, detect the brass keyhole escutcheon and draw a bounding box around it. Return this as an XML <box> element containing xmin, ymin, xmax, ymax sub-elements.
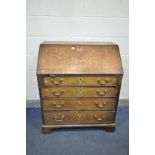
<box><xmin>77</xmin><ymin>88</ymin><xmax>84</xmax><ymax>94</ymax></box>
<box><xmin>77</xmin><ymin>77</ymin><xmax>84</xmax><ymax>84</ymax></box>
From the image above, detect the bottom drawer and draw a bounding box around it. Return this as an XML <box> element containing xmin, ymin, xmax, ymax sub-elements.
<box><xmin>43</xmin><ymin>111</ymin><xmax>115</xmax><ymax>125</ymax></box>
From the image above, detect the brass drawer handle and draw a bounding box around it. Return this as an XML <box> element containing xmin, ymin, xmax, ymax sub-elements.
<box><xmin>52</xmin><ymin>89</ymin><xmax>64</xmax><ymax>96</ymax></box>
<box><xmin>94</xmin><ymin>115</ymin><xmax>105</xmax><ymax>121</ymax></box>
<box><xmin>77</xmin><ymin>113</ymin><xmax>82</xmax><ymax>118</ymax></box>
<box><xmin>96</xmin><ymin>89</ymin><xmax>108</xmax><ymax>96</ymax></box>
<box><xmin>97</xmin><ymin>78</ymin><xmax>106</xmax><ymax>85</ymax></box>
<box><xmin>50</xmin><ymin>78</ymin><xmax>63</xmax><ymax>85</ymax></box>
<box><xmin>97</xmin><ymin>78</ymin><xmax>109</xmax><ymax>85</ymax></box>
<box><xmin>53</xmin><ymin>101</ymin><xmax>64</xmax><ymax>108</ymax></box>
<box><xmin>54</xmin><ymin>114</ymin><xmax>64</xmax><ymax>122</ymax></box>
<box><xmin>77</xmin><ymin>100</ymin><xmax>83</xmax><ymax>105</ymax></box>
<box><xmin>95</xmin><ymin>101</ymin><xmax>107</xmax><ymax>108</ymax></box>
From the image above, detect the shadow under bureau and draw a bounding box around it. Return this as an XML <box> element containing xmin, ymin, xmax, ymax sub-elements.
<box><xmin>36</xmin><ymin>42</ymin><xmax>123</xmax><ymax>133</ymax></box>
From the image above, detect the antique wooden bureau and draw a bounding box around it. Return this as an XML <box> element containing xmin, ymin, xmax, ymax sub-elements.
<box><xmin>36</xmin><ymin>41</ymin><xmax>123</xmax><ymax>133</ymax></box>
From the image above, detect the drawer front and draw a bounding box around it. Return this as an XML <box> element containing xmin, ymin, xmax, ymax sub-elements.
<box><xmin>42</xmin><ymin>76</ymin><xmax>120</xmax><ymax>86</ymax></box>
<box><xmin>41</xmin><ymin>87</ymin><xmax>119</xmax><ymax>98</ymax></box>
<box><xmin>43</xmin><ymin>111</ymin><xmax>115</xmax><ymax>125</ymax></box>
<box><xmin>42</xmin><ymin>98</ymin><xmax>117</xmax><ymax>110</ymax></box>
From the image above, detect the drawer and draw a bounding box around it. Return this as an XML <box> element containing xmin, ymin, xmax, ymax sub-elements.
<box><xmin>41</xmin><ymin>87</ymin><xmax>119</xmax><ymax>98</ymax></box>
<box><xmin>42</xmin><ymin>76</ymin><xmax>120</xmax><ymax>86</ymax></box>
<box><xmin>43</xmin><ymin>111</ymin><xmax>115</xmax><ymax>125</ymax></box>
<box><xmin>42</xmin><ymin>98</ymin><xmax>117</xmax><ymax>110</ymax></box>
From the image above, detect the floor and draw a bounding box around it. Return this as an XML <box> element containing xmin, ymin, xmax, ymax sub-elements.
<box><xmin>26</xmin><ymin>106</ymin><xmax>129</xmax><ymax>155</ymax></box>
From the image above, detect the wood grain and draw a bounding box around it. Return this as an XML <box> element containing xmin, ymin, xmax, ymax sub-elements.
<box><xmin>42</xmin><ymin>98</ymin><xmax>117</xmax><ymax>110</ymax></box>
<box><xmin>36</xmin><ymin>42</ymin><xmax>123</xmax><ymax>133</ymax></box>
<box><xmin>37</xmin><ymin>43</ymin><xmax>123</xmax><ymax>74</ymax></box>
<box><xmin>40</xmin><ymin>87</ymin><xmax>119</xmax><ymax>98</ymax></box>
<box><xmin>43</xmin><ymin>111</ymin><xmax>115</xmax><ymax>125</ymax></box>
<box><xmin>42</xmin><ymin>75</ymin><xmax>121</xmax><ymax>86</ymax></box>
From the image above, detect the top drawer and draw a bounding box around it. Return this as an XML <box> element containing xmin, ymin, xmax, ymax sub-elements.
<box><xmin>41</xmin><ymin>75</ymin><xmax>121</xmax><ymax>86</ymax></box>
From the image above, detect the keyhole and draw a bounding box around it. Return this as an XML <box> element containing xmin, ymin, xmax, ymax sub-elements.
<box><xmin>79</xmin><ymin>78</ymin><xmax>82</xmax><ymax>83</ymax></box>
<box><xmin>78</xmin><ymin>88</ymin><xmax>83</xmax><ymax>94</ymax></box>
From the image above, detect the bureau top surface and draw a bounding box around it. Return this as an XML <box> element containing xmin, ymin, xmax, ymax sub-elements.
<box><xmin>37</xmin><ymin>42</ymin><xmax>123</xmax><ymax>75</ymax></box>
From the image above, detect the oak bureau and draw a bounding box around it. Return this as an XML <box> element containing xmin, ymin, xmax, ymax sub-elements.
<box><xmin>36</xmin><ymin>42</ymin><xmax>123</xmax><ymax>133</ymax></box>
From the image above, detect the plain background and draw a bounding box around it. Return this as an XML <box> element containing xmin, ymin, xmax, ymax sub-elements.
<box><xmin>1</xmin><ymin>0</ymin><xmax>155</xmax><ymax>155</ymax></box>
<box><xmin>26</xmin><ymin>0</ymin><xmax>129</xmax><ymax>101</ymax></box>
